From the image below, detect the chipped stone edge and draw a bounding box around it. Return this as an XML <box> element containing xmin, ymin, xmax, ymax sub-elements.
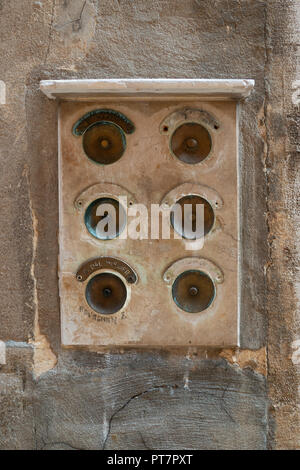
<box><xmin>25</xmin><ymin>166</ymin><xmax>58</xmax><ymax>378</ymax></box>
<box><xmin>220</xmin><ymin>347</ymin><xmax>267</xmax><ymax>376</ymax></box>
<box><xmin>40</xmin><ymin>79</ymin><xmax>255</xmax><ymax>101</ymax></box>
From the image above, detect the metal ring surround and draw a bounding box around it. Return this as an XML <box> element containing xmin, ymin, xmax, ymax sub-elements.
<box><xmin>84</xmin><ymin>197</ymin><xmax>127</xmax><ymax>240</ymax></box>
<box><xmin>160</xmin><ymin>108</ymin><xmax>220</xmax><ymax>165</ymax></box>
<box><xmin>172</xmin><ymin>269</ymin><xmax>216</xmax><ymax>313</ymax></box>
<box><xmin>85</xmin><ymin>272</ymin><xmax>128</xmax><ymax>315</ymax></box>
<box><xmin>82</xmin><ymin>121</ymin><xmax>126</xmax><ymax>165</ymax></box>
<box><xmin>76</xmin><ymin>257</ymin><xmax>138</xmax><ymax>316</ymax></box>
<box><xmin>170</xmin><ymin>122</ymin><xmax>212</xmax><ymax>164</ymax></box>
<box><xmin>76</xmin><ymin>257</ymin><xmax>138</xmax><ymax>285</ymax></box>
<box><xmin>161</xmin><ymin>183</ymin><xmax>223</xmax><ymax>242</ymax></box>
<box><xmin>74</xmin><ymin>182</ymin><xmax>136</xmax><ymax>242</ymax></box>
<box><xmin>170</xmin><ymin>194</ymin><xmax>215</xmax><ymax>239</ymax></box>
<box><xmin>163</xmin><ymin>257</ymin><xmax>223</xmax><ymax>315</ymax></box>
<box><xmin>72</xmin><ymin>109</ymin><xmax>135</xmax><ymax>165</ymax></box>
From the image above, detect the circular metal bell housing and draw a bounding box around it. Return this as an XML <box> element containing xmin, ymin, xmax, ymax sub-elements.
<box><xmin>170</xmin><ymin>122</ymin><xmax>212</xmax><ymax>164</ymax></box>
<box><xmin>84</xmin><ymin>197</ymin><xmax>127</xmax><ymax>240</ymax></box>
<box><xmin>170</xmin><ymin>195</ymin><xmax>215</xmax><ymax>239</ymax></box>
<box><xmin>82</xmin><ymin>121</ymin><xmax>126</xmax><ymax>165</ymax></box>
<box><xmin>85</xmin><ymin>272</ymin><xmax>127</xmax><ymax>315</ymax></box>
<box><xmin>172</xmin><ymin>270</ymin><xmax>215</xmax><ymax>313</ymax></box>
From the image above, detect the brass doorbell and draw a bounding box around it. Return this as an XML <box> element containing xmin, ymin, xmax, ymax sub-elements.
<box><xmin>170</xmin><ymin>122</ymin><xmax>212</xmax><ymax>164</ymax></box>
<box><xmin>40</xmin><ymin>78</ymin><xmax>254</xmax><ymax>347</ymax></box>
<box><xmin>163</xmin><ymin>257</ymin><xmax>223</xmax><ymax>316</ymax></box>
<box><xmin>84</xmin><ymin>197</ymin><xmax>127</xmax><ymax>240</ymax></box>
<box><xmin>72</xmin><ymin>109</ymin><xmax>135</xmax><ymax>165</ymax></box>
<box><xmin>161</xmin><ymin>182</ymin><xmax>223</xmax><ymax>241</ymax></box>
<box><xmin>172</xmin><ymin>270</ymin><xmax>215</xmax><ymax>313</ymax></box>
<box><xmin>74</xmin><ymin>182</ymin><xmax>135</xmax><ymax>243</ymax></box>
<box><xmin>170</xmin><ymin>195</ymin><xmax>215</xmax><ymax>239</ymax></box>
<box><xmin>76</xmin><ymin>256</ymin><xmax>137</xmax><ymax>317</ymax></box>
<box><xmin>160</xmin><ymin>107</ymin><xmax>220</xmax><ymax>165</ymax></box>
<box><xmin>85</xmin><ymin>272</ymin><xmax>128</xmax><ymax>315</ymax></box>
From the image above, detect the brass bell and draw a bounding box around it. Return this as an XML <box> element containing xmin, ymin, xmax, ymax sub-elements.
<box><xmin>85</xmin><ymin>272</ymin><xmax>127</xmax><ymax>315</ymax></box>
<box><xmin>172</xmin><ymin>270</ymin><xmax>215</xmax><ymax>313</ymax></box>
<box><xmin>82</xmin><ymin>121</ymin><xmax>126</xmax><ymax>165</ymax></box>
<box><xmin>170</xmin><ymin>122</ymin><xmax>212</xmax><ymax>164</ymax></box>
<box><xmin>170</xmin><ymin>194</ymin><xmax>215</xmax><ymax>238</ymax></box>
<box><xmin>84</xmin><ymin>197</ymin><xmax>126</xmax><ymax>240</ymax></box>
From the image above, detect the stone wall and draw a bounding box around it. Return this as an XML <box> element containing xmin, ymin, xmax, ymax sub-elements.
<box><xmin>0</xmin><ymin>0</ymin><xmax>299</xmax><ymax>449</ymax></box>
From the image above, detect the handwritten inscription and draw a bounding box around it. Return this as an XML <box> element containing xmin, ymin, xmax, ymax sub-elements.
<box><xmin>79</xmin><ymin>306</ymin><xmax>127</xmax><ymax>323</ymax></box>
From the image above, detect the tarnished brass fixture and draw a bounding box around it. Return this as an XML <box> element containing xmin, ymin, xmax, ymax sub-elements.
<box><xmin>170</xmin><ymin>194</ymin><xmax>215</xmax><ymax>239</ymax></box>
<box><xmin>172</xmin><ymin>270</ymin><xmax>215</xmax><ymax>313</ymax></box>
<box><xmin>84</xmin><ymin>197</ymin><xmax>126</xmax><ymax>240</ymax></box>
<box><xmin>85</xmin><ymin>272</ymin><xmax>127</xmax><ymax>315</ymax></box>
<box><xmin>170</xmin><ymin>122</ymin><xmax>212</xmax><ymax>164</ymax></box>
<box><xmin>73</xmin><ymin>109</ymin><xmax>135</xmax><ymax>165</ymax></box>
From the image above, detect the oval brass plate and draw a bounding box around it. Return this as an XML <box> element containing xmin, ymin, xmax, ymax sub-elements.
<box><xmin>76</xmin><ymin>257</ymin><xmax>137</xmax><ymax>284</ymax></box>
<box><xmin>73</xmin><ymin>109</ymin><xmax>135</xmax><ymax>136</ymax></box>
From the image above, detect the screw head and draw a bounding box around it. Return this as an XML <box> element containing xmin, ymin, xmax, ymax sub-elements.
<box><xmin>186</xmin><ymin>138</ymin><xmax>198</xmax><ymax>149</ymax></box>
<box><xmin>103</xmin><ymin>287</ymin><xmax>112</xmax><ymax>297</ymax></box>
<box><xmin>189</xmin><ymin>286</ymin><xmax>199</xmax><ymax>296</ymax></box>
<box><xmin>100</xmin><ymin>138</ymin><xmax>110</xmax><ymax>149</ymax></box>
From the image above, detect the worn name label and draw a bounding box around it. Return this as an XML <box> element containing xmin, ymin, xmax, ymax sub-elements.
<box><xmin>76</xmin><ymin>256</ymin><xmax>137</xmax><ymax>284</ymax></box>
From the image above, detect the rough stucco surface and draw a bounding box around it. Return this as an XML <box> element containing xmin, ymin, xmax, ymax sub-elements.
<box><xmin>0</xmin><ymin>0</ymin><xmax>298</xmax><ymax>449</ymax></box>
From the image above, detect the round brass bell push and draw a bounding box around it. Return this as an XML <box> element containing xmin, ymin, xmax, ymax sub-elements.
<box><xmin>84</xmin><ymin>197</ymin><xmax>126</xmax><ymax>240</ymax></box>
<box><xmin>170</xmin><ymin>195</ymin><xmax>215</xmax><ymax>239</ymax></box>
<box><xmin>170</xmin><ymin>122</ymin><xmax>212</xmax><ymax>164</ymax></box>
<box><xmin>85</xmin><ymin>272</ymin><xmax>127</xmax><ymax>315</ymax></box>
<box><xmin>172</xmin><ymin>270</ymin><xmax>215</xmax><ymax>313</ymax></box>
<box><xmin>82</xmin><ymin>121</ymin><xmax>126</xmax><ymax>165</ymax></box>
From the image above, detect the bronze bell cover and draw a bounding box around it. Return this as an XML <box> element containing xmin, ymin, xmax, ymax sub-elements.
<box><xmin>172</xmin><ymin>270</ymin><xmax>215</xmax><ymax>313</ymax></box>
<box><xmin>170</xmin><ymin>122</ymin><xmax>212</xmax><ymax>164</ymax></box>
<box><xmin>85</xmin><ymin>272</ymin><xmax>127</xmax><ymax>315</ymax></box>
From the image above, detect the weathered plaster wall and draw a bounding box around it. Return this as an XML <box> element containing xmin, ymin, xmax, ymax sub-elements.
<box><xmin>0</xmin><ymin>0</ymin><xmax>298</xmax><ymax>449</ymax></box>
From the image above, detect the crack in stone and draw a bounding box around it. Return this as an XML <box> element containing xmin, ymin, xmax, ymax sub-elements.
<box><xmin>220</xmin><ymin>385</ymin><xmax>236</xmax><ymax>424</ymax></box>
<box><xmin>139</xmin><ymin>431</ymin><xmax>151</xmax><ymax>450</ymax></box>
<box><xmin>223</xmin><ymin>230</ymin><xmax>238</xmax><ymax>243</ymax></box>
<box><xmin>54</xmin><ymin>0</ymin><xmax>87</xmax><ymax>31</ymax></box>
<box><xmin>102</xmin><ymin>384</ymin><xmax>172</xmax><ymax>449</ymax></box>
<box><xmin>40</xmin><ymin>441</ymin><xmax>85</xmax><ymax>450</ymax></box>
<box><xmin>25</xmin><ymin>166</ymin><xmax>57</xmax><ymax>377</ymax></box>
